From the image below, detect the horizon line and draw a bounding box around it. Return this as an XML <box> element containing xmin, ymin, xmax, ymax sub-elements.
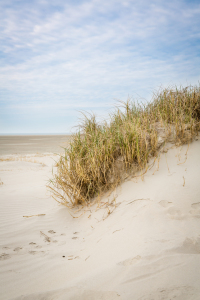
<box><xmin>0</xmin><ymin>133</ymin><xmax>73</xmax><ymax>136</ymax></box>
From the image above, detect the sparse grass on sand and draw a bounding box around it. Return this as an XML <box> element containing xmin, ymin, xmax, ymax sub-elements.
<box><xmin>49</xmin><ymin>85</ymin><xmax>200</xmax><ymax>209</ymax></box>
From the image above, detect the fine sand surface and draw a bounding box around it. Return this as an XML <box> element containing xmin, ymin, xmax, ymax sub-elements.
<box><xmin>0</xmin><ymin>136</ymin><xmax>200</xmax><ymax>300</ymax></box>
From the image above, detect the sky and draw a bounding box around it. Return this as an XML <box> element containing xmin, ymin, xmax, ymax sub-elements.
<box><xmin>0</xmin><ymin>0</ymin><xmax>200</xmax><ymax>134</ymax></box>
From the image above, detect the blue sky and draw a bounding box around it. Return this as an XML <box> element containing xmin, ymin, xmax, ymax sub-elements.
<box><xmin>0</xmin><ymin>0</ymin><xmax>200</xmax><ymax>134</ymax></box>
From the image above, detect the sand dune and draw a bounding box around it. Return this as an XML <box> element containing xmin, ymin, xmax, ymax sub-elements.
<box><xmin>0</xmin><ymin>137</ymin><xmax>200</xmax><ymax>300</ymax></box>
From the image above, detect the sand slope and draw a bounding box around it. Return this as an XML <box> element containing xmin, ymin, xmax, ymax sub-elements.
<box><xmin>0</xmin><ymin>140</ymin><xmax>200</xmax><ymax>300</ymax></box>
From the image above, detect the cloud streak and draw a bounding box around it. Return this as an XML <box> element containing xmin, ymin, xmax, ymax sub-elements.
<box><xmin>0</xmin><ymin>0</ymin><xmax>200</xmax><ymax>133</ymax></box>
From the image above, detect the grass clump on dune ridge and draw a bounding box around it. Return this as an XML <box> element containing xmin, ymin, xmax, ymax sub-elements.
<box><xmin>49</xmin><ymin>85</ymin><xmax>200</xmax><ymax>208</ymax></box>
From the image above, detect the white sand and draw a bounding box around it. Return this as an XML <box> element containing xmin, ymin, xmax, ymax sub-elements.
<box><xmin>0</xmin><ymin>139</ymin><xmax>200</xmax><ymax>300</ymax></box>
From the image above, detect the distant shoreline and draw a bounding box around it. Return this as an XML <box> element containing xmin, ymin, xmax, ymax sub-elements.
<box><xmin>0</xmin><ymin>133</ymin><xmax>72</xmax><ymax>136</ymax></box>
<box><xmin>0</xmin><ymin>135</ymin><xmax>72</xmax><ymax>156</ymax></box>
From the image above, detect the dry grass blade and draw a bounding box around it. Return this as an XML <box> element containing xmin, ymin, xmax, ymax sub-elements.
<box><xmin>23</xmin><ymin>214</ymin><xmax>46</xmax><ymax>218</ymax></box>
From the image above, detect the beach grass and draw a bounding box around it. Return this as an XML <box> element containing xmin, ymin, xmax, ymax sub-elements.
<box><xmin>49</xmin><ymin>85</ymin><xmax>200</xmax><ymax>208</ymax></box>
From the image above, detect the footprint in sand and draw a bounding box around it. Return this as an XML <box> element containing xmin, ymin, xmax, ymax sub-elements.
<box><xmin>167</xmin><ymin>207</ymin><xmax>186</xmax><ymax>220</ymax></box>
<box><xmin>0</xmin><ymin>253</ymin><xmax>11</xmax><ymax>261</ymax></box>
<box><xmin>29</xmin><ymin>242</ymin><xmax>42</xmax><ymax>249</ymax></box>
<box><xmin>159</xmin><ymin>200</ymin><xmax>173</xmax><ymax>208</ymax></box>
<box><xmin>167</xmin><ymin>207</ymin><xmax>180</xmax><ymax>215</ymax></box>
<box><xmin>191</xmin><ymin>202</ymin><xmax>200</xmax><ymax>209</ymax></box>
<box><xmin>13</xmin><ymin>247</ymin><xmax>22</xmax><ymax>252</ymax></box>
<box><xmin>190</xmin><ymin>202</ymin><xmax>200</xmax><ymax>218</ymax></box>
<box><xmin>159</xmin><ymin>200</ymin><xmax>188</xmax><ymax>219</ymax></box>
<box><xmin>29</xmin><ymin>250</ymin><xmax>45</xmax><ymax>255</ymax></box>
<box><xmin>118</xmin><ymin>255</ymin><xmax>141</xmax><ymax>266</ymax></box>
<box><xmin>72</xmin><ymin>232</ymin><xmax>79</xmax><ymax>239</ymax></box>
<box><xmin>74</xmin><ymin>290</ymin><xmax>119</xmax><ymax>299</ymax></box>
<box><xmin>29</xmin><ymin>251</ymin><xmax>37</xmax><ymax>255</ymax></box>
<box><xmin>172</xmin><ymin>237</ymin><xmax>200</xmax><ymax>254</ymax></box>
<box><xmin>48</xmin><ymin>230</ymin><xmax>56</xmax><ymax>234</ymax></box>
<box><xmin>139</xmin><ymin>285</ymin><xmax>195</xmax><ymax>300</ymax></box>
<box><xmin>48</xmin><ymin>230</ymin><xmax>58</xmax><ymax>242</ymax></box>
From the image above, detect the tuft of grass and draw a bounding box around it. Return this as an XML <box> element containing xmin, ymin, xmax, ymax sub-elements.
<box><xmin>49</xmin><ymin>85</ymin><xmax>200</xmax><ymax>209</ymax></box>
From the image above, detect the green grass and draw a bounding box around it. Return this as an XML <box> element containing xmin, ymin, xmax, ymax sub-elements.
<box><xmin>49</xmin><ymin>85</ymin><xmax>200</xmax><ymax>208</ymax></box>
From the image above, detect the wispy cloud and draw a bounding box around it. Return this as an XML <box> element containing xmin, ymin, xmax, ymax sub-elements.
<box><xmin>0</xmin><ymin>0</ymin><xmax>200</xmax><ymax>133</ymax></box>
